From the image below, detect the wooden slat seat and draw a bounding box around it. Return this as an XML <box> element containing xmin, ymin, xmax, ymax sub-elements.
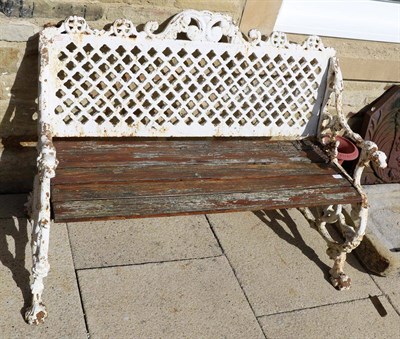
<box><xmin>51</xmin><ymin>139</ymin><xmax>361</xmax><ymax>222</ymax></box>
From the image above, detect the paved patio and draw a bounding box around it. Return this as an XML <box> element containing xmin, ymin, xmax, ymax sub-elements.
<box><xmin>0</xmin><ymin>192</ymin><xmax>399</xmax><ymax>338</ymax></box>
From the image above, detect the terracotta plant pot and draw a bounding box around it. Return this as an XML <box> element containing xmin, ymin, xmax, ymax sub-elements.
<box><xmin>336</xmin><ymin>135</ymin><xmax>359</xmax><ymax>165</ymax></box>
<box><xmin>321</xmin><ymin>135</ymin><xmax>359</xmax><ymax>165</ymax></box>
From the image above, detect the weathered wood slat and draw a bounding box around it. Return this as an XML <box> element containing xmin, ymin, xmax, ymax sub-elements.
<box><xmin>54</xmin><ymin>139</ymin><xmax>315</xmax><ymax>157</ymax></box>
<box><xmin>52</xmin><ymin>174</ymin><xmax>350</xmax><ymax>202</ymax></box>
<box><xmin>54</xmin><ymin>139</ymin><xmax>325</xmax><ymax>168</ymax></box>
<box><xmin>53</xmin><ymin>162</ymin><xmax>335</xmax><ymax>185</ymax></box>
<box><xmin>54</xmin><ymin>139</ymin><xmax>302</xmax><ymax>151</ymax></box>
<box><xmin>54</xmin><ymin>141</ymin><xmax>297</xmax><ymax>161</ymax></box>
<box><xmin>53</xmin><ymin>186</ymin><xmax>361</xmax><ymax>222</ymax></box>
<box><xmin>56</xmin><ymin>153</ymin><xmax>319</xmax><ymax>168</ymax></box>
<box><xmin>55</xmin><ymin>150</ymin><xmax>319</xmax><ymax>166</ymax></box>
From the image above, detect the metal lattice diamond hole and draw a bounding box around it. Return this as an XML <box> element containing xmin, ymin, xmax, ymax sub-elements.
<box><xmin>95</xmin><ymin>116</ymin><xmax>105</xmax><ymax>125</ymax></box>
<box><xmin>63</xmin><ymin>115</ymin><xmax>73</xmax><ymax>124</ymax></box>
<box><xmin>110</xmin><ymin>116</ymin><xmax>120</xmax><ymax>126</ymax></box>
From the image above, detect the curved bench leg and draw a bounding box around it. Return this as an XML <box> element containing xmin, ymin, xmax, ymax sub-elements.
<box><xmin>25</xmin><ymin>126</ymin><xmax>57</xmax><ymax>325</ymax></box>
<box><xmin>314</xmin><ymin>208</ymin><xmax>351</xmax><ymax>290</ymax></box>
<box><xmin>327</xmin><ymin>246</ymin><xmax>351</xmax><ymax>290</ymax></box>
<box><xmin>25</xmin><ymin>175</ymin><xmax>52</xmax><ymax>325</ymax></box>
<box><xmin>311</xmin><ymin>203</ymin><xmax>367</xmax><ymax>290</ymax></box>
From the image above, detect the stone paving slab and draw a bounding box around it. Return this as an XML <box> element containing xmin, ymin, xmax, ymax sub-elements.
<box><xmin>77</xmin><ymin>256</ymin><xmax>264</xmax><ymax>339</ymax></box>
<box><xmin>364</xmin><ymin>184</ymin><xmax>400</xmax><ymax>249</ymax></box>
<box><xmin>259</xmin><ymin>296</ymin><xmax>400</xmax><ymax>338</ymax></box>
<box><xmin>0</xmin><ymin>217</ymin><xmax>87</xmax><ymax>338</ymax></box>
<box><xmin>67</xmin><ymin>215</ymin><xmax>221</xmax><ymax>269</ymax></box>
<box><xmin>207</xmin><ymin>209</ymin><xmax>381</xmax><ymax>316</ymax></box>
<box><xmin>372</xmin><ymin>274</ymin><xmax>400</xmax><ymax>314</ymax></box>
<box><xmin>355</xmin><ymin>184</ymin><xmax>400</xmax><ymax>276</ymax></box>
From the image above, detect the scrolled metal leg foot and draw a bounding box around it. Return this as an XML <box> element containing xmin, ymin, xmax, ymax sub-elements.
<box><xmin>327</xmin><ymin>248</ymin><xmax>351</xmax><ymax>290</ymax></box>
<box><xmin>25</xmin><ymin>215</ymin><xmax>51</xmax><ymax>325</ymax></box>
<box><xmin>312</xmin><ymin>205</ymin><xmax>355</xmax><ymax>290</ymax></box>
<box><xmin>25</xmin><ymin>294</ymin><xmax>48</xmax><ymax>325</ymax></box>
<box><xmin>26</xmin><ymin>174</ymin><xmax>52</xmax><ymax>324</ymax></box>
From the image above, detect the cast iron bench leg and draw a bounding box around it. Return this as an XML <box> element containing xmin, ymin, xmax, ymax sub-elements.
<box><xmin>300</xmin><ymin>203</ymin><xmax>369</xmax><ymax>290</ymax></box>
<box><xmin>25</xmin><ymin>129</ymin><xmax>57</xmax><ymax>325</ymax></box>
<box><xmin>25</xmin><ymin>175</ymin><xmax>51</xmax><ymax>324</ymax></box>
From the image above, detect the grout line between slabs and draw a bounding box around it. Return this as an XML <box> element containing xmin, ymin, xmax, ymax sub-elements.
<box><xmin>75</xmin><ymin>253</ymin><xmax>224</xmax><ymax>272</ymax></box>
<box><xmin>65</xmin><ymin>222</ymin><xmax>91</xmax><ymax>338</ymax></box>
<box><xmin>363</xmin><ymin>267</ymin><xmax>400</xmax><ymax>316</ymax></box>
<box><xmin>204</xmin><ymin>214</ymin><xmax>224</xmax><ymax>252</ymax></box>
<box><xmin>205</xmin><ymin>214</ymin><xmax>267</xmax><ymax>339</ymax></box>
<box><xmin>385</xmin><ymin>294</ymin><xmax>400</xmax><ymax>316</ymax></box>
<box><xmin>255</xmin><ymin>295</ymin><xmax>386</xmax><ymax>319</ymax></box>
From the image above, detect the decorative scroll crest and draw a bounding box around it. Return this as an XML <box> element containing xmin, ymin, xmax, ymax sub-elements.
<box><xmin>144</xmin><ymin>10</ymin><xmax>246</xmax><ymax>43</ymax></box>
<box><xmin>58</xmin><ymin>10</ymin><xmax>250</xmax><ymax>43</ymax></box>
<box><xmin>55</xmin><ymin>10</ymin><xmax>334</xmax><ymax>51</ymax></box>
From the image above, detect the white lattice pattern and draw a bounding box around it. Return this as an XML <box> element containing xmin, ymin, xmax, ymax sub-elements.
<box><xmin>39</xmin><ymin>10</ymin><xmax>336</xmax><ymax>137</ymax></box>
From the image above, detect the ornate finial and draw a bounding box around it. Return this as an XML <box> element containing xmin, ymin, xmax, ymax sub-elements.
<box><xmin>144</xmin><ymin>21</ymin><xmax>159</xmax><ymax>36</ymax></box>
<box><xmin>248</xmin><ymin>29</ymin><xmax>262</xmax><ymax>45</ymax></box>
<box><xmin>302</xmin><ymin>35</ymin><xmax>325</xmax><ymax>51</ymax></box>
<box><xmin>268</xmin><ymin>31</ymin><xmax>289</xmax><ymax>48</ymax></box>
<box><xmin>63</xmin><ymin>16</ymin><xmax>89</xmax><ymax>34</ymax></box>
<box><xmin>112</xmin><ymin>18</ymin><xmax>137</xmax><ymax>37</ymax></box>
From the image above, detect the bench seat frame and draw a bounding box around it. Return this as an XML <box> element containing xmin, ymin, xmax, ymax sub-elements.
<box><xmin>25</xmin><ymin>10</ymin><xmax>387</xmax><ymax>324</ymax></box>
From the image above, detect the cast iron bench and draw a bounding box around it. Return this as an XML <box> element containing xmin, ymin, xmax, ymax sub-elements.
<box><xmin>25</xmin><ymin>10</ymin><xmax>387</xmax><ymax>324</ymax></box>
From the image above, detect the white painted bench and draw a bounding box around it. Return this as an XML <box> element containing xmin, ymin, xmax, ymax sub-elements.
<box><xmin>25</xmin><ymin>10</ymin><xmax>387</xmax><ymax>324</ymax></box>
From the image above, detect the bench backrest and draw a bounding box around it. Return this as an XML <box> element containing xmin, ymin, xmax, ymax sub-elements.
<box><xmin>39</xmin><ymin>10</ymin><xmax>337</xmax><ymax>138</ymax></box>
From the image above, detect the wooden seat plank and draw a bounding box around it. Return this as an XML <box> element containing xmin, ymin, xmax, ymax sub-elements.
<box><xmin>53</xmin><ymin>186</ymin><xmax>361</xmax><ymax>222</ymax></box>
<box><xmin>53</xmin><ymin>139</ymin><xmax>325</xmax><ymax>168</ymax></box>
<box><xmin>51</xmin><ymin>174</ymin><xmax>351</xmax><ymax>202</ymax></box>
<box><xmin>53</xmin><ymin>162</ymin><xmax>334</xmax><ymax>185</ymax></box>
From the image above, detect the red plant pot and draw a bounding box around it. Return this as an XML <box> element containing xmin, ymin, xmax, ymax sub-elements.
<box><xmin>336</xmin><ymin>135</ymin><xmax>359</xmax><ymax>165</ymax></box>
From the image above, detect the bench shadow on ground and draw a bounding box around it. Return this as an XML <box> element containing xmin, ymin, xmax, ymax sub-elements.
<box><xmin>254</xmin><ymin>209</ymin><xmax>332</xmax><ymax>284</ymax></box>
<box><xmin>0</xmin><ymin>34</ymin><xmax>39</xmax><ymax>321</ymax></box>
<box><xmin>0</xmin><ymin>215</ymin><xmax>32</xmax><ymax>318</ymax></box>
<box><xmin>0</xmin><ymin>34</ymin><xmax>38</xmax><ymax>195</ymax></box>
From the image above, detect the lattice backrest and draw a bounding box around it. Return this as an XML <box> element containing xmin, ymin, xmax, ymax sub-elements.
<box><xmin>39</xmin><ymin>10</ymin><xmax>336</xmax><ymax>137</ymax></box>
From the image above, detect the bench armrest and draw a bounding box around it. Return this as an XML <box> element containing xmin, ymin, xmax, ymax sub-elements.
<box><xmin>321</xmin><ymin>57</ymin><xmax>387</xmax><ymax>205</ymax></box>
